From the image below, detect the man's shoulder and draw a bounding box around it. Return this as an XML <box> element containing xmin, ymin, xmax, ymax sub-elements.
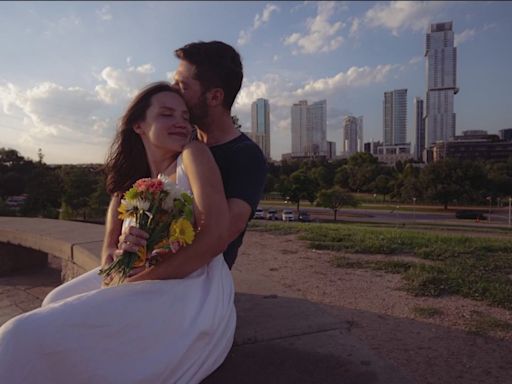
<box><xmin>213</xmin><ymin>133</ymin><xmax>265</xmax><ymax>158</ymax></box>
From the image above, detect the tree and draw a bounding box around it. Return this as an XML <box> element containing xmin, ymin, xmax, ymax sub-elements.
<box><xmin>0</xmin><ymin>172</ymin><xmax>25</xmax><ymax>197</ymax></box>
<box><xmin>343</xmin><ymin>152</ymin><xmax>380</xmax><ymax>192</ymax></box>
<box><xmin>60</xmin><ymin>166</ymin><xmax>99</xmax><ymax>220</ymax></box>
<box><xmin>372</xmin><ymin>175</ymin><xmax>393</xmax><ymax>202</ymax></box>
<box><xmin>22</xmin><ymin>165</ymin><xmax>62</xmax><ymax>218</ymax></box>
<box><xmin>420</xmin><ymin>159</ymin><xmax>486</xmax><ymax>209</ymax></box>
<box><xmin>282</xmin><ymin>170</ymin><xmax>317</xmax><ymax>212</ymax></box>
<box><xmin>316</xmin><ymin>186</ymin><xmax>359</xmax><ymax>221</ymax></box>
<box><xmin>231</xmin><ymin>115</ymin><xmax>242</xmax><ymax>130</ymax></box>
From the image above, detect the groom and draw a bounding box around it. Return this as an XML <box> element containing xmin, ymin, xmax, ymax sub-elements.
<box><xmin>172</xmin><ymin>41</ymin><xmax>267</xmax><ymax>270</ymax></box>
<box><xmin>127</xmin><ymin>41</ymin><xmax>267</xmax><ymax>280</ymax></box>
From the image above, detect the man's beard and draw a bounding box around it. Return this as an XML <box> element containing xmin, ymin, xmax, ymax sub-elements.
<box><xmin>189</xmin><ymin>92</ymin><xmax>209</xmax><ymax>127</ymax></box>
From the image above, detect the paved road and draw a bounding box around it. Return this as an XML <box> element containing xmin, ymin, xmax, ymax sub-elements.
<box><xmin>259</xmin><ymin>205</ymin><xmax>512</xmax><ymax>226</ymax></box>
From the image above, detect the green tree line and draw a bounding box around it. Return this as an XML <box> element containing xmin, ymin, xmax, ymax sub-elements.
<box><xmin>2</xmin><ymin>148</ymin><xmax>512</xmax><ymax>222</ymax></box>
<box><xmin>0</xmin><ymin>148</ymin><xmax>109</xmax><ymax>221</ymax></box>
<box><xmin>266</xmin><ymin>152</ymin><xmax>512</xmax><ymax>211</ymax></box>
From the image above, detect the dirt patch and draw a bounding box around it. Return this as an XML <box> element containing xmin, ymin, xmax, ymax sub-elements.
<box><xmin>234</xmin><ymin>230</ymin><xmax>512</xmax><ymax>384</ymax></box>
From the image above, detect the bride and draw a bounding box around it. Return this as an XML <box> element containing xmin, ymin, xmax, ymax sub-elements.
<box><xmin>0</xmin><ymin>82</ymin><xmax>235</xmax><ymax>384</ymax></box>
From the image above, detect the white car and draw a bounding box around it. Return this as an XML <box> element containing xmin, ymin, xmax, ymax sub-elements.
<box><xmin>253</xmin><ymin>207</ymin><xmax>264</xmax><ymax>219</ymax></box>
<box><xmin>282</xmin><ymin>209</ymin><xmax>295</xmax><ymax>221</ymax></box>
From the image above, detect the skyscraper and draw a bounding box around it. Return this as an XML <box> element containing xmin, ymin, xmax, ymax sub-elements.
<box><xmin>383</xmin><ymin>89</ymin><xmax>407</xmax><ymax>145</ymax></box>
<box><xmin>343</xmin><ymin>115</ymin><xmax>363</xmax><ymax>155</ymax></box>
<box><xmin>251</xmin><ymin>98</ymin><xmax>271</xmax><ymax>159</ymax></box>
<box><xmin>291</xmin><ymin>100</ymin><xmax>308</xmax><ymax>157</ymax></box>
<box><xmin>414</xmin><ymin>97</ymin><xmax>425</xmax><ymax>161</ymax></box>
<box><xmin>291</xmin><ymin>99</ymin><xmax>327</xmax><ymax>157</ymax></box>
<box><xmin>425</xmin><ymin>21</ymin><xmax>458</xmax><ymax>147</ymax></box>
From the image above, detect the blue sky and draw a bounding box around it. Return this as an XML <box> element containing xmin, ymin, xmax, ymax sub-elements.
<box><xmin>0</xmin><ymin>1</ymin><xmax>511</xmax><ymax>164</ymax></box>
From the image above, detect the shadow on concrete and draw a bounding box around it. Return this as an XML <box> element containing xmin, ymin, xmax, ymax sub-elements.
<box><xmin>203</xmin><ymin>293</ymin><xmax>412</xmax><ymax>384</ymax></box>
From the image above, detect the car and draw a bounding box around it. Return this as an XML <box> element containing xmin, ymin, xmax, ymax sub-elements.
<box><xmin>253</xmin><ymin>207</ymin><xmax>264</xmax><ymax>219</ymax></box>
<box><xmin>266</xmin><ymin>208</ymin><xmax>278</xmax><ymax>220</ymax></box>
<box><xmin>282</xmin><ymin>209</ymin><xmax>295</xmax><ymax>221</ymax></box>
<box><xmin>455</xmin><ymin>210</ymin><xmax>487</xmax><ymax>220</ymax></box>
<box><xmin>298</xmin><ymin>210</ymin><xmax>311</xmax><ymax>222</ymax></box>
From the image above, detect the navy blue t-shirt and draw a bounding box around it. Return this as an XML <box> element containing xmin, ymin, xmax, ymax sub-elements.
<box><xmin>209</xmin><ymin>133</ymin><xmax>267</xmax><ymax>269</ymax></box>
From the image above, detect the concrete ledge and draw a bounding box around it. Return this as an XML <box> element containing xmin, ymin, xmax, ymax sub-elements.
<box><xmin>0</xmin><ymin>217</ymin><xmax>103</xmax><ymax>281</ymax></box>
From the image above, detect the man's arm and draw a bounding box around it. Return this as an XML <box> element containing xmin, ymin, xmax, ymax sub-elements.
<box><xmin>225</xmin><ymin>198</ymin><xmax>252</xmax><ymax>244</ymax></box>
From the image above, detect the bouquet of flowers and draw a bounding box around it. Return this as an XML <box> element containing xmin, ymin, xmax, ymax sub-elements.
<box><xmin>99</xmin><ymin>174</ymin><xmax>195</xmax><ymax>284</ymax></box>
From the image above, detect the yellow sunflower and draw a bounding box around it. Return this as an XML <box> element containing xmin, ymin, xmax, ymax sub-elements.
<box><xmin>117</xmin><ymin>203</ymin><xmax>129</xmax><ymax>220</ymax></box>
<box><xmin>170</xmin><ymin>218</ymin><xmax>195</xmax><ymax>246</ymax></box>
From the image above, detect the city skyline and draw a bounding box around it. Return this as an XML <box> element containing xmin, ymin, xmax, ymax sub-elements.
<box><xmin>0</xmin><ymin>2</ymin><xmax>511</xmax><ymax>164</ymax></box>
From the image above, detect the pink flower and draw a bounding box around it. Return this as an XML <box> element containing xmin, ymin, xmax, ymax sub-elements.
<box><xmin>148</xmin><ymin>179</ymin><xmax>163</xmax><ymax>193</ymax></box>
<box><xmin>135</xmin><ymin>178</ymin><xmax>152</xmax><ymax>192</ymax></box>
<box><xmin>134</xmin><ymin>178</ymin><xmax>164</xmax><ymax>195</ymax></box>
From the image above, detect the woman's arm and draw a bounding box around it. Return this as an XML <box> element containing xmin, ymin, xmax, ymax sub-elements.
<box><xmin>128</xmin><ymin>141</ymin><xmax>229</xmax><ymax>281</ymax></box>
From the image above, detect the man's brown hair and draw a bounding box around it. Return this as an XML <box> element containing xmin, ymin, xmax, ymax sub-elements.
<box><xmin>175</xmin><ymin>41</ymin><xmax>243</xmax><ymax>111</ymax></box>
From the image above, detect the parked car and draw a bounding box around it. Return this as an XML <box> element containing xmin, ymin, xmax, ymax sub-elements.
<box><xmin>282</xmin><ymin>209</ymin><xmax>295</xmax><ymax>221</ymax></box>
<box><xmin>455</xmin><ymin>210</ymin><xmax>486</xmax><ymax>220</ymax></box>
<box><xmin>266</xmin><ymin>208</ymin><xmax>278</xmax><ymax>220</ymax></box>
<box><xmin>253</xmin><ymin>207</ymin><xmax>264</xmax><ymax>219</ymax></box>
<box><xmin>298</xmin><ymin>210</ymin><xmax>311</xmax><ymax>222</ymax></box>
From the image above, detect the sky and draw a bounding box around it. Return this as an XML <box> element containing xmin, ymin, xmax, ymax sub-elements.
<box><xmin>0</xmin><ymin>1</ymin><xmax>511</xmax><ymax>164</ymax></box>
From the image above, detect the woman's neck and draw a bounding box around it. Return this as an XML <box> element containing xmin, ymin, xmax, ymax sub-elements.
<box><xmin>146</xmin><ymin>151</ymin><xmax>179</xmax><ymax>178</ymax></box>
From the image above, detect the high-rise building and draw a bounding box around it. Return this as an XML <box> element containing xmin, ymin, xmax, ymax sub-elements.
<box><xmin>343</xmin><ymin>115</ymin><xmax>363</xmax><ymax>155</ymax></box>
<box><xmin>327</xmin><ymin>141</ymin><xmax>336</xmax><ymax>160</ymax></box>
<box><xmin>291</xmin><ymin>99</ymin><xmax>327</xmax><ymax>158</ymax></box>
<box><xmin>291</xmin><ymin>100</ymin><xmax>308</xmax><ymax>157</ymax></box>
<box><xmin>251</xmin><ymin>98</ymin><xmax>271</xmax><ymax>159</ymax></box>
<box><xmin>425</xmin><ymin>21</ymin><xmax>458</xmax><ymax>147</ymax></box>
<box><xmin>383</xmin><ymin>89</ymin><xmax>407</xmax><ymax>145</ymax></box>
<box><xmin>414</xmin><ymin>97</ymin><xmax>425</xmax><ymax>161</ymax></box>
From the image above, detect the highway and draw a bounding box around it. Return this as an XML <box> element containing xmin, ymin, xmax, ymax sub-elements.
<box><xmin>258</xmin><ymin>204</ymin><xmax>512</xmax><ymax>226</ymax></box>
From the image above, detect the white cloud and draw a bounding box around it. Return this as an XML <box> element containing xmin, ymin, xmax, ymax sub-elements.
<box><xmin>283</xmin><ymin>1</ymin><xmax>345</xmax><ymax>54</ymax></box>
<box><xmin>408</xmin><ymin>56</ymin><xmax>423</xmax><ymax>65</ymax></box>
<box><xmin>97</xmin><ymin>5</ymin><xmax>112</xmax><ymax>21</ymax></box>
<box><xmin>238</xmin><ymin>3</ymin><xmax>279</xmax><ymax>46</ymax></box>
<box><xmin>363</xmin><ymin>1</ymin><xmax>445</xmax><ymax>36</ymax></box>
<box><xmin>454</xmin><ymin>28</ymin><xmax>476</xmax><ymax>46</ymax></box>
<box><xmin>349</xmin><ymin>17</ymin><xmax>360</xmax><ymax>37</ymax></box>
<box><xmin>95</xmin><ymin>63</ymin><xmax>156</xmax><ymax>104</ymax></box>
<box><xmin>295</xmin><ymin>64</ymin><xmax>397</xmax><ymax>97</ymax></box>
<box><xmin>0</xmin><ymin>81</ymin><xmax>112</xmax><ymax>146</ymax></box>
<box><xmin>43</xmin><ymin>14</ymin><xmax>82</xmax><ymax>36</ymax></box>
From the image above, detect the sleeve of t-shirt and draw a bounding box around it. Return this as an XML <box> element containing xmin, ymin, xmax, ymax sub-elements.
<box><xmin>225</xmin><ymin>142</ymin><xmax>268</xmax><ymax>215</ymax></box>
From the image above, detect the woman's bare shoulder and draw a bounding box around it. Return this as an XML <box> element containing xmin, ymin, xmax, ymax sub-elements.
<box><xmin>181</xmin><ymin>141</ymin><xmax>214</xmax><ymax>169</ymax></box>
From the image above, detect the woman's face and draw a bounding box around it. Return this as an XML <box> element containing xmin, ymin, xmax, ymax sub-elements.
<box><xmin>136</xmin><ymin>91</ymin><xmax>192</xmax><ymax>154</ymax></box>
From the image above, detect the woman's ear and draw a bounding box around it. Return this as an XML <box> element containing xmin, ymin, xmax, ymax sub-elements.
<box><xmin>133</xmin><ymin>122</ymin><xmax>144</xmax><ymax>135</ymax></box>
<box><xmin>207</xmin><ymin>88</ymin><xmax>224</xmax><ymax>107</ymax></box>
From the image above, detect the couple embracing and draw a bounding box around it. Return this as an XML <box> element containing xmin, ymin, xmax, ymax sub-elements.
<box><xmin>0</xmin><ymin>41</ymin><xmax>268</xmax><ymax>383</ymax></box>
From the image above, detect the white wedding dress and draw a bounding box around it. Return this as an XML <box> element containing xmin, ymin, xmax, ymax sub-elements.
<box><xmin>0</xmin><ymin>155</ymin><xmax>236</xmax><ymax>384</ymax></box>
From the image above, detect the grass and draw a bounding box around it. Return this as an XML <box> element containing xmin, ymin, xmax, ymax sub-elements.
<box><xmin>411</xmin><ymin>306</ymin><xmax>444</xmax><ymax>318</ymax></box>
<box><xmin>333</xmin><ymin>256</ymin><xmax>414</xmax><ymax>274</ymax></box>
<box><xmin>464</xmin><ymin>311</ymin><xmax>512</xmax><ymax>336</ymax></box>
<box><xmin>248</xmin><ymin>220</ymin><xmax>512</xmax><ymax>310</ymax></box>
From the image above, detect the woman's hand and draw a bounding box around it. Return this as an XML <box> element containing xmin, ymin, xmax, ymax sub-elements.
<box><xmin>117</xmin><ymin>226</ymin><xmax>149</xmax><ymax>253</ymax></box>
<box><xmin>101</xmin><ymin>226</ymin><xmax>149</xmax><ymax>286</ymax></box>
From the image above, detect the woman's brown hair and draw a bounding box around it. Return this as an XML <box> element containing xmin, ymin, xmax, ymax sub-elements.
<box><xmin>104</xmin><ymin>82</ymin><xmax>182</xmax><ymax>195</ymax></box>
